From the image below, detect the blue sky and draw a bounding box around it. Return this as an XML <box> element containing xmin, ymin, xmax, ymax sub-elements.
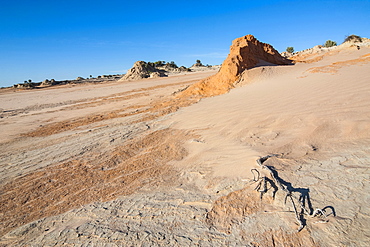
<box><xmin>0</xmin><ymin>0</ymin><xmax>369</xmax><ymax>87</ymax></box>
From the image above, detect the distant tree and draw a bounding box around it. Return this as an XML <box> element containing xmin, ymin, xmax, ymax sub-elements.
<box><xmin>89</xmin><ymin>75</ymin><xmax>92</xmax><ymax>78</ymax></box>
<box><xmin>286</xmin><ymin>47</ymin><xmax>294</xmax><ymax>53</ymax></box>
<box><xmin>24</xmin><ymin>80</ymin><xmax>27</xmax><ymax>83</ymax></box>
<box><xmin>167</xmin><ymin>61</ymin><xmax>178</xmax><ymax>68</ymax></box>
<box><xmin>324</xmin><ymin>40</ymin><xmax>337</xmax><ymax>47</ymax></box>
<box><xmin>154</xmin><ymin>61</ymin><xmax>164</xmax><ymax>67</ymax></box>
<box><xmin>344</xmin><ymin>34</ymin><xmax>362</xmax><ymax>43</ymax></box>
<box><xmin>28</xmin><ymin>79</ymin><xmax>32</xmax><ymax>83</ymax></box>
<box><xmin>195</xmin><ymin>59</ymin><xmax>204</xmax><ymax>66</ymax></box>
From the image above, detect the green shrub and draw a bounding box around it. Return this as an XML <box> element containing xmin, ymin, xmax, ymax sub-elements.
<box><xmin>344</xmin><ymin>34</ymin><xmax>362</xmax><ymax>43</ymax></box>
<box><xmin>153</xmin><ymin>61</ymin><xmax>165</xmax><ymax>67</ymax></box>
<box><xmin>166</xmin><ymin>61</ymin><xmax>178</xmax><ymax>68</ymax></box>
<box><xmin>286</xmin><ymin>47</ymin><xmax>294</xmax><ymax>53</ymax></box>
<box><xmin>324</xmin><ymin>40</ymin><xmax>337</xmax><ymax>47</ymax></box>
<box><xmin>195</xmin><ymin>59</ymin><xmax>204</xmax><ymax>66</ymax></box>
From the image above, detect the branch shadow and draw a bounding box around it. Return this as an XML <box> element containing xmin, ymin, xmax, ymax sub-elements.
<box><xmin>267</xmin><ymin>165</ymin><xmax>314</xmax><ymax>213</ymax></box>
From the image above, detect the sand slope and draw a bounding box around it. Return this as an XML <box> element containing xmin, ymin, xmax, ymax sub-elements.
<box><xmin>1</xmin><ymin>46</ymin><xmax>370</xmax><ymax>246</ymax></box>
<box><xmin>162</xmin><ymin>46</ymin><xmax>370</xmax><ymax>245</ymax></box>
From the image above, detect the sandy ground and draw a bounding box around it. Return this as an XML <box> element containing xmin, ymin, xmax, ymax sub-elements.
<box><xmin>1</xmin><ymin>47</ymin><xmax>370</xmax><ymax>246</ymax></box>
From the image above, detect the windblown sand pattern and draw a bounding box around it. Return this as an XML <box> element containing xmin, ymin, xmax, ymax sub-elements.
<box><xmin>1</xmin><ymin>38</ymin><xmax>370</xmax><ymax>246</ymax></box>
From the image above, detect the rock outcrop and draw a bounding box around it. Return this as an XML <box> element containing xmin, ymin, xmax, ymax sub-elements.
<box><xmin>191</xmin><ymin>60</ymin><xmax>205</xmax><ymax>68</ymax></box>
<box><xmin>149</xmin><ymin>71</ymin><xmax>161</xmax><ymax>78</ymax></box>
<box><xmin>280</xmin><ymin>51</ymin><xmax>293</xmax><ymax>58</ymax></box>
<box><xmin>189</xmin><ymin>60</ymin><xmax>209</xmax><ymax>71</ymax></box>
<box><xmin>180</xmin><ymin>35</ymin><xmax>292</xmax><ymax>97</ymax></box>
<box><xmin>41</xmin><ymin>79</ymin><xmax>56</xmax><ymax>86</ymax></box>
<box><xmin>10</xmin><ymin>76</ymin><xmax>122</xmax><ymax>91</ymax></box>
<box><xmin>120</xmin><ymin>61</ymin><xmax>161</xmax><ymax>81</ymax></box>
<box><xmin>290</xmin><ymin>37</ymin><xmax>370</xmax><ymax>63</ymax></box>
<box><xmin>119</xmin><ymin>61</ymin><xmax>193</xmax><ymax>82</ymax></box>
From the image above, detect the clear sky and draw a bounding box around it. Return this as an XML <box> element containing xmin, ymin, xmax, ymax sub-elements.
<box><xmin>1</xmin><ymin>0</ymin><xmax>369</xmax><ymax>87</ymax></box>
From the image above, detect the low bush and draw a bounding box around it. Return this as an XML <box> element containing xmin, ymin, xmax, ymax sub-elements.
<box><xmin>324</xmin><ymin>40</ymin><xmax>337</xmax><ymax>47</ymax></box>
<box><xmin>344</xmin><ymin>34</ymin><xmax>362</xmax><ymax>43</ymax></box>
<box><xmin>286</xmin><ymin>47</ymin><xmax>294</xmax><ymax>53</ymax></box>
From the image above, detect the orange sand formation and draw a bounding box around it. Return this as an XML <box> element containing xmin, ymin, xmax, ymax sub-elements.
<box><xmin>180</xmin><ymin>35</ymin><xmax>291</xmax><ymax>97</ymax></box>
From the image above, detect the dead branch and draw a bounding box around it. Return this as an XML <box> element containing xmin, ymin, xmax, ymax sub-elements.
<box><xmin>250</xmin><ymin>169</ymin><xmax>260</xmax><ymax>182</ymax></box>
<box><xmin>252</xmin><ymin>155</ymin><xmax>331</xmax><ymax>232</ymax></box>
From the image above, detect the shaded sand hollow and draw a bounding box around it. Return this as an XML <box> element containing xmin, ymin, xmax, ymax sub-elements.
<box><xmin>1</xmin><ymin>44</ymin><xmax>370</xmax><ymax>246</ymax></box>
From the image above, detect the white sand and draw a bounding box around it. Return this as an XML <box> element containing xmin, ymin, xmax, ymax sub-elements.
<box><xmin>0</xmin><ymin>70</ymin><xmax>216</xmax><ymax>144</ymax></box>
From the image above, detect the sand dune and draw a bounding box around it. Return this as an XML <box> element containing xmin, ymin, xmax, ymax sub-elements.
<box><xmin>1</xmin><ymin>44</ymin><xmax>369</xmax><ymax>246</ymax></box>
<box><xmin>162</xmin><ymin>46</ymin><xmax>370</xmax><ymax>245</ymax></box>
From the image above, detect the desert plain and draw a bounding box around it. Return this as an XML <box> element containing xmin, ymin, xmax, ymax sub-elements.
<box><xmin>0</xmin><ymin>35</ymin><xmax>370</xmax><ymax>246</ymax></box>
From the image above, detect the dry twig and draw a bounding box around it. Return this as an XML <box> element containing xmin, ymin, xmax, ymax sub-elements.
<box><xmin>252</xmin><ymin>155</ymin><xmax>330</xmax><ymax>232</ymax></box>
